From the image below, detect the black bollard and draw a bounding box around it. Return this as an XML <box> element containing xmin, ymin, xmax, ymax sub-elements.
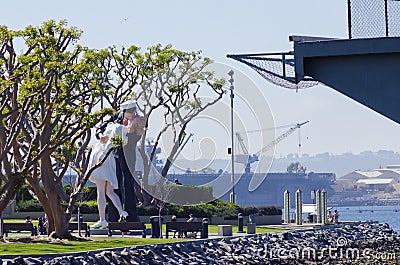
<box><xmin>237</xmin><ymin>213</ymin><xmax>244</xmax><ymax>233</ymax></box>
<box><xmin>201</xmin><ymin>218</ymin><xmax>209</xmax><ymax>238</ymax></box>
<box><xmin>150</xmin><ymin>216</ymin><xmax>163</xmax><ymax>238</ymax></box>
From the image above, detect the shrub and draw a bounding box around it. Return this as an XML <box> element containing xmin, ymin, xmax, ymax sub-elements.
<box><xmin>138</xmin><ymin>206</ymin><xmax>159</xmax><ymax>216</ymax></box>
<box><xmin>16</xmin><ymin>185</ymin><xmax>98</xmax><ymax>212</ymax></box>
<box><xmin>240</xmin><ymin>206</ymin><xmax>259</xmax><ymax>216</ymax></box>
<box><xmin>76</xmin><ymin>200</ymin><xmax>98</xmax><ymax>214</ymax></box>
<box><xmin>16</xmin><ymin>193</ymin><xmax>282</xmax><ymax>218</ymax></box>
<box><xmin>15</xmin><ymin>184</ymin><xmax>35</xmax><ymax>202</ymax></box>
<box><xmin>17</xmin><ymin>199</ymin><xmax>43</xmax><ymax>212</ymax></box>
<box><xmin>147</xmin><ymin>184</ymin><xmax>214</xmax><ymax>205</ymax></box>
<box><xmin>63</xmin><ymin>185</ymin><xmax>97</xmax><ymax>201</ymax></box>
<box><xmin>16</xmin><ymin>199</ymin><xmax>100</xmax><ymax>213</ymax></box>
<box><xmin>256</xmin><ymin>206</ymin><xmax>282</xmax><ymax>216</ymax></box>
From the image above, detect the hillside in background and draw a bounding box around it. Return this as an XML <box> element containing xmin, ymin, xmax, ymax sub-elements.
<box><xmin>270</xmin><ymin>150</ymin><xmax>400</xmax><ymax>177</ymax></box>
<box><xmin>172</xmin><ymin>150</ymin><xmax>400</xmax><ymax>177</ymax></box>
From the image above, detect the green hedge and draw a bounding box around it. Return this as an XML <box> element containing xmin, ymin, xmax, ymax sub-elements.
<box><xmin>16</xmin><ymin>199</ymin><xmax>98</xmax><ymax>214</ymax></box>
<box><xmin>147</xmin><ymin>184</ymin><xmax>214</xmax><ymax>205</ymax></box>
<box><xmin>15</xmin><ymin>185</ymin><xmax>98</xmax><ymax>203</ymax></box>
<box><xmin>16</xmin><ymin>199</ymin><xmax>282</xmax><ymax>219</ymax></box>
<box><xmin>17</xmin><ymin>199</ymin><xmax>44</xmax><ymax>212</ymax></box>
<box><xmin>15</xmin><ymin>185</ymin><xmax>281</xmax><ymax>219</ymax></box>
<box><xmin>138</xmin><ymin>201</ymin><xmax>282</xmax><ymax>219</ymax></box>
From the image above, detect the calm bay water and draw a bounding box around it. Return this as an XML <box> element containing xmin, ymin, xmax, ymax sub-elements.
<box><xmin>334</xmin><ymin>205</ymin><xmax>400</xmax><ymax>233</ymax></box>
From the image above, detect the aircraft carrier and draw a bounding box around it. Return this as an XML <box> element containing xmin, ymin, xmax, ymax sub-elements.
<box><xmin>150</xmin><ymin>120</ymin><xmax>336</xmax><ymax>207</ymax></box>
<box><xmin>166</xmin><ymin>171</ymin><xmax>336</xmax><ymax>207</ymax></box>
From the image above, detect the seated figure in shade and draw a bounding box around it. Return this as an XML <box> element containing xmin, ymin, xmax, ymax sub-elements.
<box><xmin>89</xmin><ymin>123</ymin><xmax>128</xmax><ymax>229</ymax></box>
<box><xmin>187</xmin><ymin>213</ymin><xmax>198</xmax><ymax>222</ymax></box>
<box><xmin>25</xmin><ymin>216</ymin><xmax>38</xmax><ymax>236</ymax></box>
<box><xmin>185</xmin><ymin>214</ymin><xmax>198</xmax><ymax>238</ymax></box>
<box><xmin>38</xmin><ymin>217</ymin><xmax>46</xmax><ymax>235</ymax></box>
<box><xmin>24</xmin><ymin>216</ymin><xmax>32</xmax><ymax>224</ymax></box>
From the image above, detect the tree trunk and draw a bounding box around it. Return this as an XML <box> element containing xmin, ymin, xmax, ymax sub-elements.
<box><xmin>0</xmin><ymin>174</ymin><xmax>24</xmax><ymax>214</ymax></box>
<box><xmin>39</xmin><ymin>157</ymin><xmax>72</xmax><ymax>239</ymax></box>
<box><xmin>48</xmin><ymin>193</ymin><xmax>71</xmax><ymax>239</ymax></box>
<box><xmin>161</xmin><ymin>124</ymin><xmax>188</xmax><ymax>178</ymax></box>
<box><xmin>161</xmin><ymin>140</ymin><xmax>181</xmax><ymax>178</ymax></box>
<box><xmin>27</xmin><ymin>179</ymin><xmax>52</xmax><ymax>235</ymax></box>
<box><xmin>0</xmin><ymin>174</ymin><xmax>22</xmax><ymax>239</ymax></box>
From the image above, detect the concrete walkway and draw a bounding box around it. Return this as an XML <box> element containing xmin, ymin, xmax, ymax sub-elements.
<box><xmin>4</xmin><ymin>222</ymin><xmax>335</xmax><ymax>240</ymax></box>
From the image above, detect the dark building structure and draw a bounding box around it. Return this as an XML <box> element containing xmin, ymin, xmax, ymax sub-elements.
<box><xmin>167</xmin><ymin>172</ymin><xmax>335</xmax><ymax>207</ymax></box>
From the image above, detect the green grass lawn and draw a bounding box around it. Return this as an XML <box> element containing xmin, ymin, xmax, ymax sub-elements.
<box><xmin>1</xmin><ymin>219</ymin><xmax>286</xmax><ymax>255</ymax></box>
<box><xmin>0</xmin><ymin>237</ymin><xmax>183</xmax><ymax>255</ymax></box>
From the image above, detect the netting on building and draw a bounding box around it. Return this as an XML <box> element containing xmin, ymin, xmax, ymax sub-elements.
<box><xmin>228</xmin><ymin>1</ymin><xmax>400</xmax><ymax>89</ymax></box>
<box><xmin>388</xmin><ymin>0</ymin><xmax>400</xmax><ymax>36</ymax></box>
<box><xmin>227</xmin><ymin>53</ymin><xmax>319</xmax><ymax>90</ymax></box>
<box><xmin>349</xmin><ymin>0</ymin><xmax>400</xmax><ymax>38</ymax></box>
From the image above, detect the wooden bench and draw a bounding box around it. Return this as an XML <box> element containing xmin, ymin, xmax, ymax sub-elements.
<box><xmin>166</xmin><ymin>222</ymin><xmax>205</xmax><ymax>238</ymax></box>
<box><xmin>68</xmin><ymin>222</ymin><xmax>90</xmax><ymax>237</ymax></box>
<box><xmin>108</xmin><ymin>222</ymin><xmax>146</xmax><ymax>238</ymax></box>
<box><xmin>3</xmin><ymin>223</ymin><xmax>35</xmax><ymax>237</ymax></box>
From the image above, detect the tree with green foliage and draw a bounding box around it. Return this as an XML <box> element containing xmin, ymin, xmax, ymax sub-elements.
<box><xmin>93</xmin><ymin>44</ymin><xmax>225</xmax><ymax>204</ymax></box>
<box><xmin>1</xmin><ymin>20</ymin><xmax>226</xmax><ymax>238</ymax></box>
<box><xmin>0</xmin><ymin>24</ymin><xmax>37</xmax><ymax>216</ymax></box>
<box><xmin>0</xmin><ymin>20</ymin><xmax>111</xmax><ymax>239</ymax></box>
<box><xmin>287</xmin><ymin>162</ymin><xmax>306</xmax><ymax>173</ymax></box>
<box><xmin>135</xmin><ymin>45</ymin><xmax>226</xmax><ymax>182</ymax></box>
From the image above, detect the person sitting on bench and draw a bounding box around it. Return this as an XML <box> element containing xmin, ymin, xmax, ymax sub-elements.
<box><xmin>185</xmin><ymin>214</ymin><xmax>198</xmax><ymax>238</ymax></box>
<box><xmin>25</xmin><ymin>216</ymin><xmax>38</xmax><ymax>236</ymax></box>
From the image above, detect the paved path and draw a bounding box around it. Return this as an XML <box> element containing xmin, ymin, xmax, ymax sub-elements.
<box><xmin>4</xmin><ymin>222</ymin><xmax>332</xmax><ymax>239</ymax></box>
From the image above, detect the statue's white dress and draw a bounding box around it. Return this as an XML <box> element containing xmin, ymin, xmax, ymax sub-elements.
<box><xmin>88</xmin><ymin>123</ymin><xmax>123</xmax><ymax>189</ymax></box>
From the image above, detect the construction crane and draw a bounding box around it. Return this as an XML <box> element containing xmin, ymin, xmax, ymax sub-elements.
<box><xmin>255</xmin><ymin>121</ymin><xmax>309</xmax><ymax>156</ymax></box>
<box><xmin>235</xmin><ymin>132</ymin><xmax>259</xmax><ymax>174</ymax></box>
<box><xmin>235</xmin><ymin>121</ymin><xmax>309</xmax><ymax>173</ymax></box>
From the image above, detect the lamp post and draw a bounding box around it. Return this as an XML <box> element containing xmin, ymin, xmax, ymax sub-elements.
<box><xmin>228</xmin><ymin>70</ymin><xmax>235</xmax><ymax>204</ymax></box>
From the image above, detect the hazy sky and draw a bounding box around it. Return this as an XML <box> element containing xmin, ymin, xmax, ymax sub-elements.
<box><xmin>3</xmin><ymin>0</ymin><xmax>400</xmax><ymax>158</ymax></box>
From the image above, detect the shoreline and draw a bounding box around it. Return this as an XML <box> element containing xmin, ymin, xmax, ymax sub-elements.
<box><xmin>1</xmin><ymin>221</ymin><xmax>399</xmax><ymax>264</ymax></box>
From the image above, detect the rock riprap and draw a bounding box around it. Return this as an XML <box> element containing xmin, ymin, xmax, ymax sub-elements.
<box><xmin>1</xmin><ymin>221</ymin><xmax>399</xmax><ymax>264</ymax></box>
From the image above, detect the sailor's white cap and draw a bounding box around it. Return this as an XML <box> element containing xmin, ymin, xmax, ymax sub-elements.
<box><xmin>120</xmin><ymin>100</ymin><xmax>137</xmax><ymax>110</ymax></box>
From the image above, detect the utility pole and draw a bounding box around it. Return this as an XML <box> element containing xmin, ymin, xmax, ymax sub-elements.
<box><xmin>228</xmin><ymin>70</ymin><xmax>236</xmax><ymax>204</ymax></box>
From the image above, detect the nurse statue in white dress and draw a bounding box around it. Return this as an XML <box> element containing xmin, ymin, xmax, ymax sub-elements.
<box><xmin>88</xmin><ymin>123</ymin><xmax>128</xmax><ymax>229</ymax></box>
